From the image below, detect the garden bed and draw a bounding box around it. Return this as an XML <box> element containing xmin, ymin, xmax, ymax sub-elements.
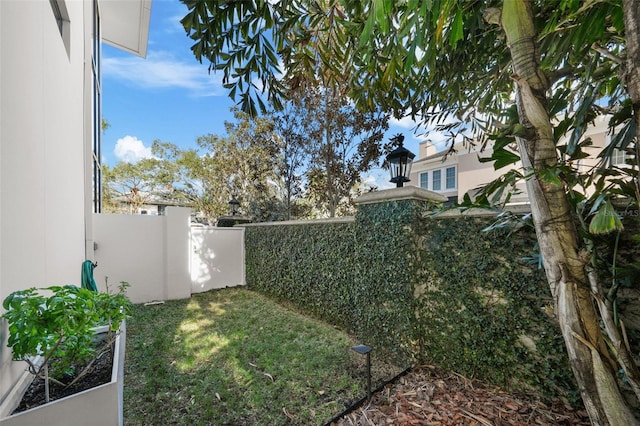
<box><xmin>13</xmin><ymin>336</ymin><xmax>113</xmax><ymax>413</ymax></box>
<box><xmin>333</xmin><ymin>365</ymin><xmax>591</xmax><ymax>425</ymax></box>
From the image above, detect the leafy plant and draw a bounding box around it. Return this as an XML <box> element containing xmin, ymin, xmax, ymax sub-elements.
<box><xmin>2</xmin><ymin>284</ymin><xmax>131</xmax><ymax>403</ymax></box>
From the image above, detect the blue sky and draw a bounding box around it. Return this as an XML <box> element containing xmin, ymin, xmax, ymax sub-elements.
<box><xmin>102</xmin><ymin>0</ymin><xmax>447</xmax><ymax>187</ymax></box>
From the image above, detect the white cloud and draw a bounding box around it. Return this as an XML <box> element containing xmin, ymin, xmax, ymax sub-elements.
<box><xmin>103</xmin><ymin>51</ymin><xmax>223</xmax><ymax>96</ymax></box>
<box><xmin>362</xmin><ymin>171</ymin><xmax>395</xmax><ymax>191</ymax></box>
<box><xmin>114</xmin><ymin>136</ymin><xmax>155</xmax><ymax>163</ymax></box>
<box><xmin>166</xmin><ymin>14</ymin><xmax>188</xmax><ymax>34</ymax></box>
<box><xmin>389</xmin><ymin>111</ymin><xmax>466</xmax><ymax>153</ymax></box>
<box><xmin>390</xmin><ymin>115</ymin><xmax>421</xmax><ymax>130</ymax></box>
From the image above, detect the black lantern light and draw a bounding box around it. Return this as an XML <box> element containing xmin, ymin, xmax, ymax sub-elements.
<box><xmin>228</xmin><ymin>197</ymin><xmax>240</xmax><ymax>216</ymax></box>
<box><xmin>385</xmin><ymin>133</ymin><xmax>415</xmax><ymax>188</ymax></box>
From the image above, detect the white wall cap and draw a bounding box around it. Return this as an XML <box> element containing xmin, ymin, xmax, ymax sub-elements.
<box><xmin>355</xmin><ymin>186</ymin><xmax>448</xmax><ymax>205</ymax></box>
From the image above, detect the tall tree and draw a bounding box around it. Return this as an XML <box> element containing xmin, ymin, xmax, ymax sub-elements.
<box><xmin>154</xmin><ymin>111</ymin><xmax>282</xmax><ymax>224</ymax></box>
<box><xmin>272</xmin><ymin>104</ymin><xmax>310</xmax><ymax>220</ymax></box>
<box><xmin>102</xmin><ymin>157</ymin><xmax>176</xmax><ymax>214</ymax></box>
<box><xmin>181</xmin><ymin>1</ymin><xmax>640</xmax><ymax>422</ymax></box>
<box><xmin>276</xmin><ymin>84</ymin><xmax>388</xmax><ymax>217</ymax></box>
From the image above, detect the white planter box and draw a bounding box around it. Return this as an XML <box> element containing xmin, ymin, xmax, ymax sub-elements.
<box><xmin>0</xmin><ymin>321</ymin><xmax>126</xmax><ymax>426</ymax></box>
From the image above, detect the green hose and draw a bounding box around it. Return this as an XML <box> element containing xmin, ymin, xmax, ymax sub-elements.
<box><xmin>81</xmin><ymin>260</ymin><xmax>98</xmax><ymax>292</ymax></box>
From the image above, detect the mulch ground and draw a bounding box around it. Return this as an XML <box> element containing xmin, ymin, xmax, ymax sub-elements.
<box><xmin>332</xmin><ymin>365</ymin><xmax>591</xmax><ymax>426</ymax></box>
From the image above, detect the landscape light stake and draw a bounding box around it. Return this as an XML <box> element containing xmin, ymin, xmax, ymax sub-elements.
<box><xmin>351</xmin><ymin>344</ymin><xmax>372</xmax><ymax>401</ymax></box>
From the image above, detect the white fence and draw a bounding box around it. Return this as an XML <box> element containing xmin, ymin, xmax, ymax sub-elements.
<box><xmin>92</xmin><ymin>207</ymin><xmax>245</xmax><ymax>304</ymax></box>
<box><xmin>190</xmin><ymin>226</ymin><xmax>245</xmax><ymax>294</ymax></box>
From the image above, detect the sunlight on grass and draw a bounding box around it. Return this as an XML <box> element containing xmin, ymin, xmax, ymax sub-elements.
<box><xmin>175</xmin><ymin>329</ymin><xmax>231</xmax><ymax>371</ymax></box>
<box><xmin>123</xmin><ymin>287</ymin><xmax>401</xmax><ymax>425</ymax></box>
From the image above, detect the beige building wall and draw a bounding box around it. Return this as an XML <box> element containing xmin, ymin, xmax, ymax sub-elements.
<box><xmin>0</xmin><ymin>0</ymin><xmax>151</xmax><ymax>410</ymax></box>
<box><xmin>409</xmin><ymin>116</ymin><xmax>613</xmax><ymax>205</ymax></box>
<box><xmin>0</xmin><ymin>0</ymin><xmax>88</xmax><ymax>406</ymax></box>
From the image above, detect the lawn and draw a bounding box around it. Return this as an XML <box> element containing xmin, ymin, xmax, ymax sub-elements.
<box><xmin>123</xmin><ymin>287</ymin><xmax>401</xmax><ymax>425</ymax></box>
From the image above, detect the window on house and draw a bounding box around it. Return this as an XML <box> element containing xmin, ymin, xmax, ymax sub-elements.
<box><xmin>432</xmin><ymin>170</ymin><xmax>441</xmax><ymax>191</ymax></box>
<box><xmin>612</xmin><ymin>148</ymin><xmax>626</xmax><ymax>166</ymax></box>
<box><xmin>92</xmin><ymin>1</ymin><xmax>102</xmax><ymax>213</ymax></box>
<box><xmin>49</xmin><ymin>0</ymin><xmax>70</xmax><ymax>56</ymax></box>
<box><xmin>420</xmin><ymin>172</ymin><xmax>428</xmax><ymax>189</ymax></box>
<box><xmin>50</xmin><ymin>0</ymin><xmax>65</xmax><ymax>34</ymax></box>
<box><xmin>445</xmin><ymin>166</ymin><xmax>456</xmax><ymax>189</ymax></box>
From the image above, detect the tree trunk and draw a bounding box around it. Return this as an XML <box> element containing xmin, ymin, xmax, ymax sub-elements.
<box><xmin>622</xmin><ymin>0</ymin><xmax>640</xmax><ymax>204</ymax></box>
<box><xmin>497</xmin><ymin>1</ymin><xmax>639</xmax><ymax>424</ymax></box>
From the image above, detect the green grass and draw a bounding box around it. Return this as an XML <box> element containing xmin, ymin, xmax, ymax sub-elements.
<box><xmin>123</xmin><ymin>287</ymin><xmax>400</xmax><ymax>425</ymax></box>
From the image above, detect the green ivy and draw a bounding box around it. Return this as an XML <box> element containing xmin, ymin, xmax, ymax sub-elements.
<box><xmin>244</xmin><ymin>201</ymin><xmax>576</xmax><ymax>399</ymax></box>
<box><xmin>245</xmin><ymin>221</ymin><xmax>358</xmax><ymax>331</ymax></box>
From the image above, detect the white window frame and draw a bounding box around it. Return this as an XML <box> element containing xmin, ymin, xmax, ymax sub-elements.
<box><xmin>612</xmin><ymin>148</ymin><xmax>626</xmax><ymax>166</ymax></box>
<box><xmin>432</xmin><ymin>170</ymin><xmax>442</xmax><ymax>191</ymax></box>
<box><xmin>607</xmin><ymin>131</ymin><xmax>632</xmax><ymax>168</ymax></box>
<box><xmin>50</xmin><ymin>0</ymin><xmax>70</xmax><ymax>56</ymax></box>
<box><xmin>445</xmin><ymin>166</ymin><xmax>456</xmax><ymax>190</ymax></box>
<box><xmin>420</xmin><ymin>172</ymin><xmax>428</xmax><ymax>189</ymax></box>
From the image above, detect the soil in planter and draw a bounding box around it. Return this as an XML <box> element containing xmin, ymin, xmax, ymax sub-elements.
<box><xmin>12</xmin><ymin>336</ymin><xmax>114</xmax><ymax>414</ymax></box>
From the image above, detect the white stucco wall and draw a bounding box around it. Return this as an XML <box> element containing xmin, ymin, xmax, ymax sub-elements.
<box><xmin>0</xmin><ymin>0</ymin><xmax>89</xmax><ymax>407</ymax></box>
<box><xmin>93</xmin><ymin>207</ymin><xmax>246</xmax><ymax>304</ymax></box>
<box><xmin>190</xmin><ymin>227</ymin><xmax>246</xmax><ymax>294</ymax></box>
<box><xmin>92</xmin><ymin>207</ymin><xmax>193</xmax><ymax>304</ymax></box>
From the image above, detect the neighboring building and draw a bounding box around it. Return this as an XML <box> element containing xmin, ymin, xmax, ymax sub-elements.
<box><xmin>408</xmin><ymin>115</ymin><xmax>614</xmax><ymax>206</ymax></box>
<box><xmin>0</xmin><ymin>0</ymin><xmax>151</xmax><ymax>412</ymax></box>
<box><xmin>108</xmin><ymin>190</ymin><xmax>189</xmax><ymax>216</ymax></box>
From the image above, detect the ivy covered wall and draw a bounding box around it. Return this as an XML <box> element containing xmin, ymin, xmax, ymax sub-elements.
<box><xmin>243</xmin><ymin>194</ymin><xmax>575</xmax><ymax>398</ymax></box>
<box><xmin>244</xmin><ymin>219</ymin><xmax>358</xmax><ymax>331</ymax></box>
<box><xmin>412</xmin><ymin>213</ymin><xmax>574</xmax><ymax>396</ymax></box>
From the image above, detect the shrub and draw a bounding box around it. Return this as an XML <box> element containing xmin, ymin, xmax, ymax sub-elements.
<box><xmin>2</xmin><ymin>283</ymin><xmax>131</xmax><ymax>402</ymax></box>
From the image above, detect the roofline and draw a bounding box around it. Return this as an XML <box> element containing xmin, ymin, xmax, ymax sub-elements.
<box><xmin>101</xmin><ymin>0</ymin><xmax>152</xmax><ymax>58</ymax></box>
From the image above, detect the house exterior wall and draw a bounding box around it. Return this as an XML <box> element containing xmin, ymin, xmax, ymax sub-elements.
<box><xmin>0</xmin><ymin>0</ymin><xmax>89</xmax><ymax>406</ymax></box>
<box><xmin>409</xmin><ymin>117</ymin><xmax>611</xmax><ymax>205</ymax></box>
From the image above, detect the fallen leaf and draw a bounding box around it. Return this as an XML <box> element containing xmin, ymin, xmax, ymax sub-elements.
<box><xmin>283</xmin><ymin>407</ymin><xmax>294</xmax><ymax>420</ymax></box>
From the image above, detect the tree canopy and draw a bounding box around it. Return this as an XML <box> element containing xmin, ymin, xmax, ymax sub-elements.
<box><xmin>152</xmin><ymin>111</ymin><xmax>282</xmax><ymax>224</ymax></box>
<box><xmin>273</xmin><ymin>84</ymin><xmax>388</xmax><ymax>217</ymax></box>
<box><xmin>182</xmin><ymin>1</ymin><xmax>640</xmax><ymax>423</ymax></box>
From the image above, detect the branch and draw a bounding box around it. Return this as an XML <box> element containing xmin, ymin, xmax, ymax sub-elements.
<box><xmin>586</xmin><ymin>264</ymin><xmax>640</xmax><ymax>402</ymax></box>
<box><xmin>545</xmin><ymin>66</ymin><xmax>575</xmax><ymax>85</ymax></box>
<box><xmin>591</xmin><ymin>43</ymin><xmax>624</xmax><ymax>65</ymax></box>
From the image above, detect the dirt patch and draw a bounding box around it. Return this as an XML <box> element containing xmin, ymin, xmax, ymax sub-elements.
<box><xmin>13</xmin><ymin>339</ymin><xmax>113</xmax><ymax>414</ymax></box>
<box><xmin>331</xmin><ymin>365</ymin><xmax>591</xmax><ymax>425</ymax></box>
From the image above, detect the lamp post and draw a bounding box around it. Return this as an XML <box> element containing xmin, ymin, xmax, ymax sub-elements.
<box><xmin>228</xmin><ymin>197</ymin><xmax>240</xmax><ymax>216</ymax></box>
<box><xmin>386</xmin><ymin>134</ymin><xmax>415</xmax><ymax>188</ymax></box>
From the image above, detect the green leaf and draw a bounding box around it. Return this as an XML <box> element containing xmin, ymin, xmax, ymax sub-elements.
<box><xmin>589</xmin><ymin>200</ymin><xmax>623</xmax><ymax>235</ymax></box>
<box><xmin>375</xmin><ymin>0</ymin><xmax>388</xmax><ymax>33</ymax></box>
<box><xmin>489</xmin><ymin>149</ymin><xmax>520</xmax><ymax>170</ymax></box>
<box><xmin>537</xmin><ymin>167</ymin><xmax>563</xmax><ymax>187</ymax></box>
<box><xmin>449</xmin><ymin>7</ymin><xmax>464</xmax><ymax>47</ymax></box>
